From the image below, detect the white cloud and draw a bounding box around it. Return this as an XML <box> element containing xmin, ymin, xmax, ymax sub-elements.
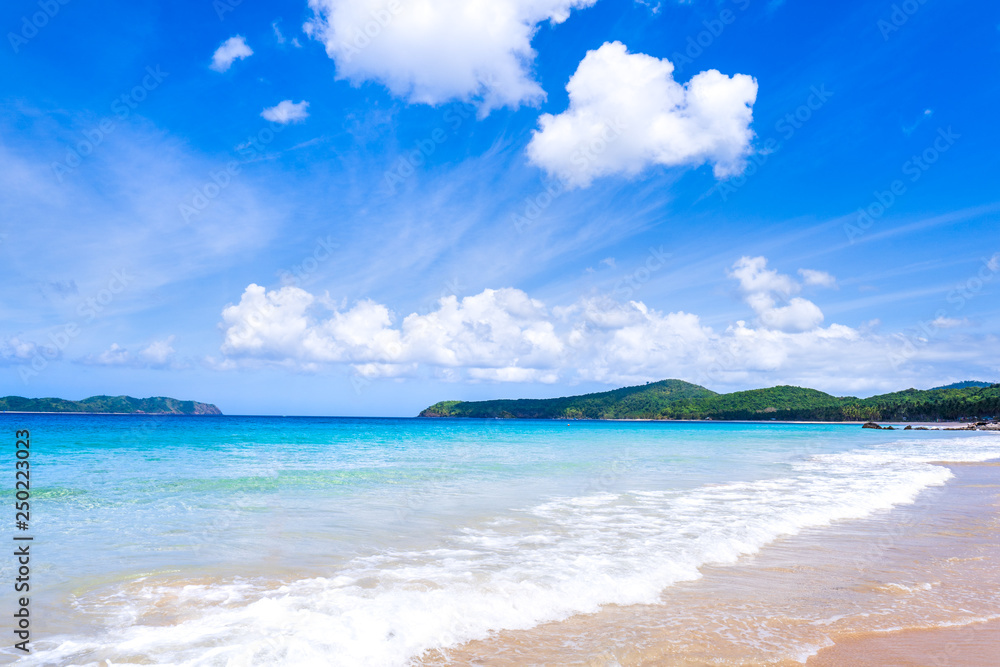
<box><xmin>729</xmin><ymin>257</ymin><xmax>825</xmax><ymax>333</ymax></box>
<box><xmin>304</xmin><ymin>0</ymin><xmax>597</xmax><ymax>113</ymax></box>
<box><xmin>931</xmin><ymin>316</ymin><xmax>969</xmax><ymax>329</ymax></box>
<box><xmin>526</xmin><ymin>41</ymin><xmax>758</xmax><ymax>187</ymax></box>
<box><xmin>221</xmin><ymin>284</ymin><xmax>562</xmax><ymax>373</ymax></box>
<box><xmin>730</xmin><ymin>256</ymin><xmax>798</xmax><ymax>297</ymax></box>
<box><xmin>139</xmin><ymin>336</ymin><xmax>177</xmax><ymax>366</ymax></box>
<box><xmin>756</xmin><ymin>298</ymin><xmax>825</xmax><ymax>333</ymax></box>
<box><xmin>469</xmin><ymin>367</ymin><xmax>560</xmax><ymax>383</ymax></box>
<box><xmin>261</xmin><ymin>100</ymin><xmax>310</xmax><ymax>124</ymax></box>
<box><xmin>216</xmin><ymin>256</ymin><xmax>989</xmax><ymax>393</ymax></box>
<box><xmin>210</xmin><ymin>36</ymin><xmax>253</xmax><ymax>73</ymax></box>
<box><xmin>84</xmin><ymin>338</ymin><xmax>178</xmax><ymax>368</ymax></box>
<box><xmin>272</xmin><ymin>21</ymin><xmax>286</xmax><ymax>44</ymax></box>
<box><xmin>634</xmin><ymin>0</ymin><xmax>661</xmax><ymax>14</ymax></box>
<box><xmin>798</xmin><ymin>268</ymin><xmax>837</xmax><ymax>288</ymax></box>
<box><xmin>96</xmin><ymin>343</ymin><xmax>131</xmax><ymax>366</ymax></box>
<box><xmin>0</xmin><ymin>336</ymin><xmax>40</xmax><ymax>364</ymax></box>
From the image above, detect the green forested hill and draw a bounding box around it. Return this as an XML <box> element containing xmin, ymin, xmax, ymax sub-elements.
<box><xmin>0</xmin><ymin>395</ymin><xmax>222</xmax><ymax>415</ymax></box>
<box><xmin>419</xmin><ymin>381</ymin><xmax>1000</xmax><ymax>422</ymax></box>
<box><xmin>931</xmin><ymin>381</ymin><xmax>993</xmax><ymax>390</ymax></box>
<box><xmin>421</xmin><ymin>380</ymin><xmax>717</xmax><ymax>420</ymax></box>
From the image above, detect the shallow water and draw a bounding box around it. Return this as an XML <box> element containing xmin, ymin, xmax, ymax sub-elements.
<box><xmin>1</xmin><ymin>415</ymin><xmax>997</xmax><ymax>665</ymax></box>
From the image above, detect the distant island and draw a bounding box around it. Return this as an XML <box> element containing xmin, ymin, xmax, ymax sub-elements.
<box><xmin>0</xmin><ymin>395</ymin><xmax>222</xmax><ymax>415</ymax></box>
<box><xmin>419</xmin><ymin>380</ymin><xmax>1000</xmax><ymax>422</ymax></box>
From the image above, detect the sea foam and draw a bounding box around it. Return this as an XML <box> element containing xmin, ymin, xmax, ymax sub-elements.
<box><xmin>22</xmin><ymin>434</ymin><xmax>1000</xmax><ymax>666</ymax></box>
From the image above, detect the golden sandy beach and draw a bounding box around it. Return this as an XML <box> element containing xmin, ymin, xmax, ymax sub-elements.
<box><xmin>421</xmin><ymin>460</ymin><xmax>1000</xmax><ymax>665</ymax></box>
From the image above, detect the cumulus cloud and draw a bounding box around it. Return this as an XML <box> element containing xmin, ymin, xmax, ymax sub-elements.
<box><xmin>139</xmin><ymin>336</ymin><xmax>177</xmax><ymax>366</ymax></box>
<box><xmin>220</xmin><ymin>284</ymin><xmax>562</xmax><ymax>372</ymax></box>
<box><xmin>95</xmin><ymin>343</ymin><xmax>131</xmax><ymax>366</ymax></box>
<box><xmin>755</xmin><ymin>298</ymin><xmax>825</xmax><ymax>333</ymax></box>
<box><xmin>85</xmin><ymin>338</ymin><xmax>178</xmax><ymax>368</ymax></box>
<box><xmin>798</xmin><ymin>268</ymin><xmax>837</xmax><ymax>288</ymax></box>
<box><xmin>730</xmin><ymin>256</ymin><xmax>798</xmax><ymax>297</ymax></box>
<box><xmin>261</xmin><ymin>100</ymin><xmax>310</xmax><ymax>124</ymax></box>
<box><xmin>210</xmin><ymin>36</ymin><xmax>253</xmax><ymax>72</ymax></box>
<box><xmin>216</xmin><ymin>257</ymin><xmax>987</xmax><ymax>392</ymax></box>
<box><xmin>303</xmin><ymin>0</ymin><xmax>597</xmax><ymax>112</ymax></box>
<box><xmin>729</xmin><ymin>257</ymin><xmax>825</xmax><ymax>333</ymax></box>
<box><xmin>526</xmin><ymin>41</ymin><xmax>758</xmax><ymax>187</ymax></box>
<box><xmin>0</xmin><ymin>336</ymin><xmax>40</xmax><ymax>364</ymax></box>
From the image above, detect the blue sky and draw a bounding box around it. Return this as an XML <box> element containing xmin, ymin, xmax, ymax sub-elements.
<box><xmin>1</xmin><ymin>0</ymin><xmax>998</xmax><ymax>416</ymax></box>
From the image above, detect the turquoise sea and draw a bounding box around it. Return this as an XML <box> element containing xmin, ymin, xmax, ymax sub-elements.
<box><xmin>2</xmin><ymin>415</ymin><xmax>999</xmax><ymax>665</ymax></box>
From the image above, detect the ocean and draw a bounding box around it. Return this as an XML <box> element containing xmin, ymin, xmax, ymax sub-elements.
<box><xmin>2</xmin><ymin>415</ymin><xmax>999</xmax><ymax>665</ymax></box>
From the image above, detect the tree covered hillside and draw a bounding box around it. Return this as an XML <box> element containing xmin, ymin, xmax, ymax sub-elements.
<box><xmin>0</xmin><ymin>395</ymin><xmax>222</xmax><ymax>414</ymax></box>
<box><xmin>420</xmin><ymin>381</ymin><xmax>1000</xmax><ymax>422</ymax></box>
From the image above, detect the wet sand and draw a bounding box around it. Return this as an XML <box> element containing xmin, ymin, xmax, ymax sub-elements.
<box><xmin>807</xmin><ymin>462</ymin><xmax>1000</xmax><ymax>667</ymax></box>
<box><xmin>807</xmin><ymin>618</ymin><xmax>1000</xmax><ymax>666</ymax></box>
<box><xmin>421</xmin><ymin>460</ymin><xmax>1000</xmax><ymax>665</ymax></box>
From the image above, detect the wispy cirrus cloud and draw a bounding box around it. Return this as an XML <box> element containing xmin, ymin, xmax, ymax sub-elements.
<box><xmin>0</xmin><ymin>108</ymin><xmax>279</xmax><ymax>332</ymax></box>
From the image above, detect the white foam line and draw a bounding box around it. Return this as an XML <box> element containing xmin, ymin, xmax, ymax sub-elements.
<box><xmin>22</xmin><ymin>435</ymin><xmax>1000</xmax><ymax>666</ymax></box>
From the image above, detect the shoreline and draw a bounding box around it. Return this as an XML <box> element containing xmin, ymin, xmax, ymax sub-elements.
<box><xmin>440</xmin><ymin>416</ymin><xmax>994</xmax><ymax>429</ymax></box>
<box><xmin>425</xmin><ymin>458</ymin><xmax>1000</xmax><ymax>665</ymax></box>
<box><xmin>805</xmin><ymin>460</ymin><xmax>1000</xmax><ymax>665</ymax></box>
<box><xmin>6</xmin><ymin>423</ymin><xmax>998</xmax><ymax>665</ymax></box>
<box><xmin>4</xmin><ymin>412</ymin><xmax>995</xmax><ymax>428</ymax></box>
